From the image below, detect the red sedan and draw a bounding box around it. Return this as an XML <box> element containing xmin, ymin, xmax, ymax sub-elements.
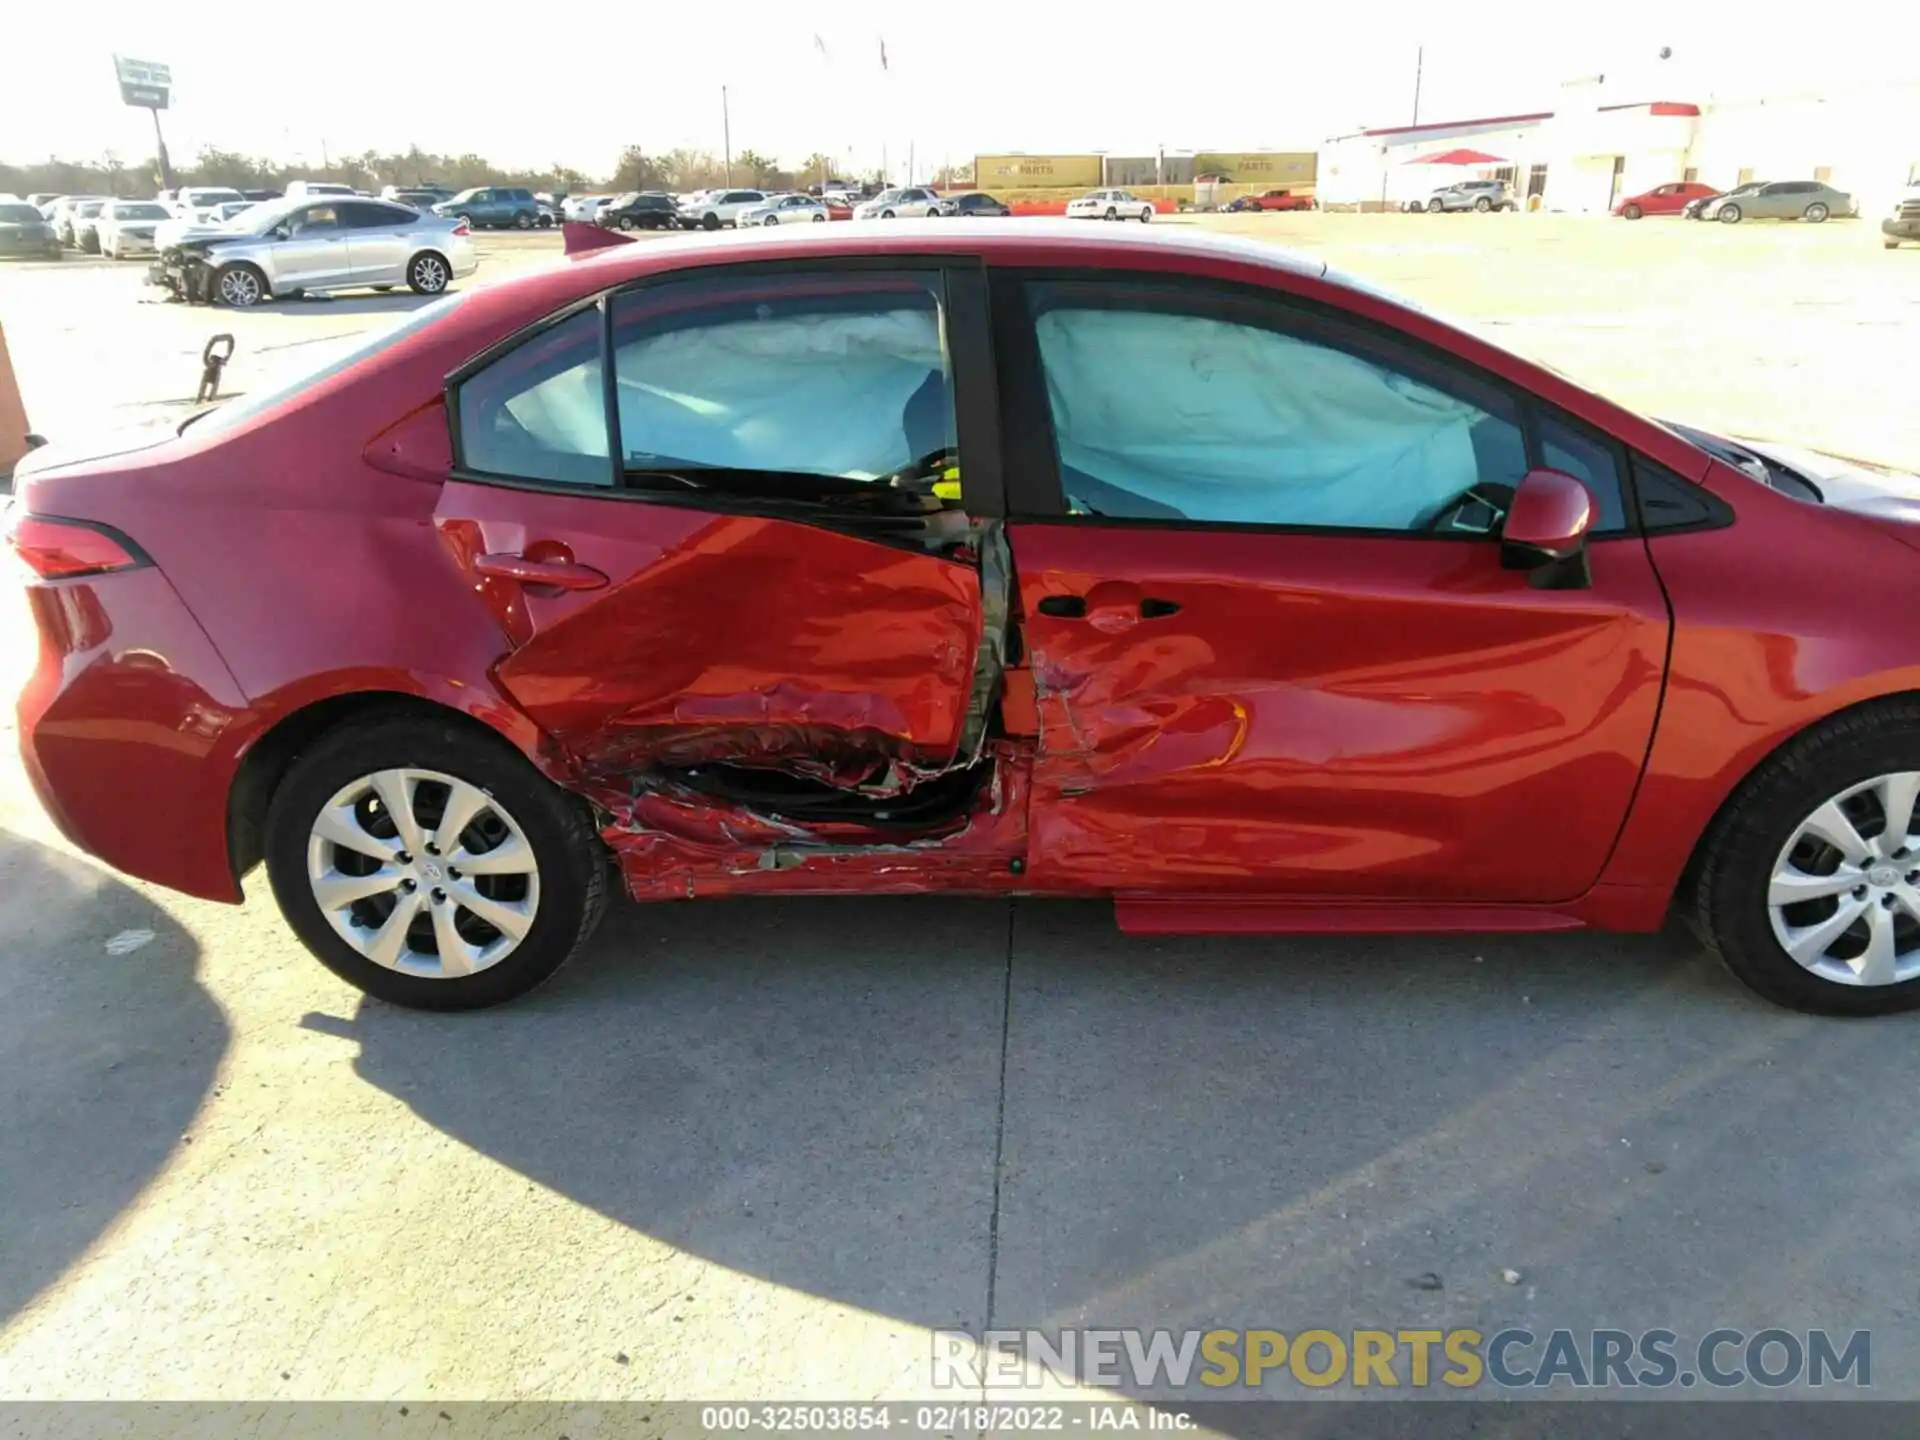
<box><xmin>1614</xmin><ymin>181</ymin><xmax>1720</xmax><ymax>218</ymax></box>
<box><xmin>14</xmin><ymin>223</ymin><xmax>1920</xmax><ymax>1015</ymax></box>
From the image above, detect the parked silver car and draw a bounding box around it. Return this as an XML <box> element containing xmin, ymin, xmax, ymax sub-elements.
<box><xmin>97</xmin><ymin>200</ymin><xmax>173</xmax><ymax>259</ymax></box>
<box><xmin>739</xmin><ymin>193</ymin><xmax>830</xmax><ymax>225</ymax></box>
<box><xmin>1701</xmin><ymin>179</ymin><xmax>1855</xmax><ymax>224</ymax></box>
<box><xmin>150</xmin><ymin>196</ymin><xmax>477</xmax><ymax>308</ymax></box>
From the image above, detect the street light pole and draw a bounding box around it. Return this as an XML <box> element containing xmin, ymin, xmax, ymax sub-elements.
<box><xmin>722</xmin><ymin>85</ymin><xmax>732</xmax><ymax>185</ymax></box>
<box><xmin>1412</xmin><ymin>45</ymin><xmax>1424</xmax><ymax>126</ymax></box>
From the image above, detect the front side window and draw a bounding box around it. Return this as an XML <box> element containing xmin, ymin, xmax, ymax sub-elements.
<box><xmin>293</xmin><ymin>206</ymin><xmax>341</xmax><ymax>233</ymax></box>
<box><xmin>1025</xmin><ymin>282</ymin><xmax>1530</xmax><ymax>531</ymax></box>
<box><xmin>610</xmin><ymin>272</ymin><xmax>956</xmax><ymax>495</ymax></box>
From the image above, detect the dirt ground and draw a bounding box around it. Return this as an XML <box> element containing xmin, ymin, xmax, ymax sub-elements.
<box><xmin>2</xmin><ymin>212</ymin><xmax>1919</xmax><ymax>1409</ymax></box>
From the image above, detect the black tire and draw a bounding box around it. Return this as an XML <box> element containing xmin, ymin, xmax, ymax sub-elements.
<box><xmin>1427</xmin><ymin>198</ymin><xmax>1444</xmax><ymax>213</ymax></box>
<box><xmin>1139</xmin><ymin>207</ymin><xmax>1152</xmax><ymax>222</ymax></box>
<box><xmin>406</xmin><ymin>251</ymin><xmax>451</xmax><ymax>295</ymax></box>
<box><xmin>372</xmin><ymin>284</ymin><xmax>395</xmax><ymax>292</ymax></box>
<box><xmin>702</xmin><ymin>212</ymin><xmax>721</xmax><ymax>230</ymax></box>
<box><xmin>266</xmin><ymin>714</ymin><xmax>608</xmax><ymax>1011</ymax></box>
<box><xmin>1623</xmin><ymin>203</ymin><xmax>1643</xmax><ymax>220</ymax></box>
<box><xmin>455</xmin><ymin>213</ymin><xmax>475</xmax><ymax>230</ymax></box>
<box><xmin>215</xmin><ymin>262</ymin><xmax>269</xmax><ymax>308</ymax></box>
<box><xmin>1804</xmin><ymin>203</ymin><xmax>1829</xmax><ymax>223</ymax></box>
<box><xmin>1888</xmin><ymin>239</ymin><xmax>1904</xmax><ymax>250</ymax></box>
<box><xmin>1718</xmin><ymin>204</ymin><xmax>1742</xmax><ymax>224</ymax></box>
<box><xmin>1695</xmin><ymin>701</ymin><xmax>1920</xmax><ymax>1015</ymax></box>
<box><xmin>1473</xmin><ymin>196</ymin><xmax>1492</xmax><ymax>212</ymax></box>
<box><xmin>811</xmin><ymin>211</ymin><xmax>827</xmax><ymax>222</ymax></box>
<box><xmin>514</xmin><ymin>210</ymin><xmax>534</xmax><ymax>230</ymax></box>
<box><xmin>1105</xmin><ymin>206</ymin><xmax>1118</xmax><ymax>220</ymax></box>
<box><xmin>879</xmin><ymin>209</ymin><xmax>895</xmax><ymax>219</ymax></box>
<box><xmin>618</xmin><ymin>215</ymin><xmax>635</xmax><ymax>231</ymax></box>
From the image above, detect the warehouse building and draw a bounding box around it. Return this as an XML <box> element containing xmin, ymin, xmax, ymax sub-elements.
<box><xmin>1317</xmin><ymin>77</ymin><xmax>1920</xmax><ymax>216</ymax></box>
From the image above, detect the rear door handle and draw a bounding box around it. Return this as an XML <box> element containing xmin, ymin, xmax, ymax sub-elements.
<box><xmin>473</xmin><ymin>551</ymin><xmax>609</xmax><ymax>591</ymax></box>
<box><xmin>1036</xmin><ymin>595</ymin><xmax>1087</xmax><ymax>618</ymax></box>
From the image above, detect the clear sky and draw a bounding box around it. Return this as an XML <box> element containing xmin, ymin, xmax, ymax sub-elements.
<box><xmin>5</xmin><ymin>0</ymin><xmax>1909</xmax><ymax>182</ymax></box>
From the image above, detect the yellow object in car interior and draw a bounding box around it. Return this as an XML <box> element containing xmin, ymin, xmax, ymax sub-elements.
<box><xmin>933</xmin><ymin>466</ymin><xmax>961</xmax><ymax>502</ymax></box>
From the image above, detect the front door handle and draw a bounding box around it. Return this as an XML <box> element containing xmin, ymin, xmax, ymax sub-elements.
<box><xmin>1034</xmin><ymin>594</ymin><xmax>1181</xmax><ymax>622</ymax></box>
<box><xmin>473</xmin><ymin>551</ymin><xmax>609</xmax><ymax>591</ymax></box>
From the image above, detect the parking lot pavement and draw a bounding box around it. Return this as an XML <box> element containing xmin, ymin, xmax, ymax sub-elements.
<box><xmin>4</xmin><ymin>215</ymin><xmax>1920</xmax><ymax>1404</ymax></box>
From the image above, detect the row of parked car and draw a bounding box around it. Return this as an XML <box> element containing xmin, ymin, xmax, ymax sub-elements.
<box><xmin>1615</xmin><ymin>179</ymin><xmax>1858</xmax><ymax>223</ymax></box>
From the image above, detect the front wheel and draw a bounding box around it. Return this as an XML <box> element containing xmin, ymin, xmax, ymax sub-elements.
<box><xmin>880</xmin><ymin>209</ymin><xmax>896</xmax><ymax>219</ymax></box>
<box><xmin>1105</xmin><ymin>207</ymin><xmax>1118</xmax><ymax>220</ymax></box>
<box><xmin>266</xmin><ymin>714</ymin><xmax>608</xmax><ymax>1011</ymax></box>
<box><xmin>1888</xmin><ymin>239</ymin><xmax>1904</xmax><ymax>250</ymax></box>
<box><xmin>1695</xmin><ymin>703</ymin><xmax>1920</xmax><ymax>1015</ymax></box>
<box><xmin>1623</xmin><ymin>203</ymin><xmax>1643</xmax><ymax>220</ymax></box>
<box><xmin>1427</xmin><ymin>198</ymin><xmax>1444</xmax><ymax>213</ymax></box>
<box><xmin>1718</xmin><ymin>204</ymin><xmax>1743</xmax><ymax>224</ymax></box>
<box><xmin>1804</xmin><ymin>203</ymin><xmax>1830</xmax><ymax>223</ymax></box>
<box><xmin>215</xmin><ymin>263</ymin><xmax>268</xmax><ymax>308</ymax></box>
<box><xmin>407</xmin><ymin>251</ymin><xmax>451</xmax><ymax>294</ymax></box>
<box><xmin>702</xmin><ymin>212</ymin><xmax>721</xmax><ymax>230</ymax></box>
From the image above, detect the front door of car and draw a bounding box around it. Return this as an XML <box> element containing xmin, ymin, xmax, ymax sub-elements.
<box><xmin>993</xmin><ymin>274</ymin><xmax>1671</xmax><ymax>903</ymax></box>
<box><xmin>274</xmin><ymin>204</ymin><xmax>352</xmax><ymax>287</ymax></box>
<box><xmin>432</xmin><ymin>264</ymin><xmax>1000</xmax><ymax>788</ymax></box>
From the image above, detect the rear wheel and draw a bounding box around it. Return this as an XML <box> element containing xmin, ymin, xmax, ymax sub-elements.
<box><xmin>266</xmin><ymin>715</ymin><xmax>607</xmax><ymax>1011</ymax></box>
<box><xmin>1696</xmin><ymin>704</ymin><xmax>1920</xmax><ymax>1015</ymax></box>
<box><xmin>880</xmin><ymin>209</ymin><xmax>896</xmax><ymax>219</ymax></box>
<box><xmin>1105</xmin><ymin>206</ymin><xmax>1118</xmax><ymax>220</ymax></box>
<box><xmin>702</xmin><ymin>212</ymin><xmax>721</xmax><ymax>230</ymax></box>
<box><xmin>618</xmin><ymin>215</ymin><xmax>635</xmax><ymax>231</ymax></box>
<box><xmin>1804</xmin><ymin>202</ymin><xmax>1830</xmax><ymax>223</ymax></box>
<box><xmin>1139</xmin><ymin>206</ymin><xmax>1152</xmax><ymax>222</ymax></box>
<box><xmin>1888</xmin><ymin>239</ymin><xmax>1904</xmax><ymax>250</ymax></box>
<box><xmin>1623</xmin><ymin>203</ymin><xmax>1643</xmax><ymax>220</ymax></box>
<box><xmin>407</xmin><ymin>251</ymin><xmax>451</xmax><ymax>294</ymax></box>
<box><xmin>514</xmin><ymin>210</ymin><xmax>534</xmax><ymax>230</ymax></box>
<box><xmin>811</xmin><ymin>211</ymin><xmax>827</xmax><ymax>222</ymax></box>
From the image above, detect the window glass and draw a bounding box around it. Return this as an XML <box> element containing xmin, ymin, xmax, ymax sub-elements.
<box><xmin>457</xmin><ymin>307</ymin><xmax>611</xmax><ymax>486</ymax></box>
<box><xmin>1535</xmin><ymin>413</ymin><xmax>1628</xmax><ymax>533</ymax></box>
<box><xmin>609</xmin><ymin>273</ymin><xmax>956</xmax><ymax>493</ymax></box>
<box><xmin>294</xmin><ymin>206</ymin><xmax>340</xmax><ymax>232</ymax></box>
<box><xmin>1026</xmin><ymin>284</ymin><xmax>1527</xmax><ymax>530</ymax></box>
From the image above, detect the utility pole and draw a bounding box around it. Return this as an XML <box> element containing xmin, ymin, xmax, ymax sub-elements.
<box><xmin>907</xmin><ymin>141</ymin><xmax>914</xmax><ymax>186</ymax></box>
<box><xmin>149</xmin><ymin>108</ymin><xmax>173</xmax><ymax>191</ymax></box>
<box><xmin>722</xmin><ymin>85</ymin><xmax>732</xmax><ymax>185</ymax></box>
<box><xmin>1412</xmin><ymin>46</ymin><xmax>1424</xmax><ymax>126</ymax></box>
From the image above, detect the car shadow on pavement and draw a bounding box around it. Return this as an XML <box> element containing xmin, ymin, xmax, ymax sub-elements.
<box><xmin>0</xmin><ymin>830</ymin><xmax>222</xmax><ymax>1328</ymax></box>
<box><xmin>253</xmin><ymin>293</ymin><xmax>444</xmax><ymax>319</ymax></box>
<box><xmin>328</xmin><ymin>888</ymin><xmax>1920</xmax><ymax>1375</ymax></box>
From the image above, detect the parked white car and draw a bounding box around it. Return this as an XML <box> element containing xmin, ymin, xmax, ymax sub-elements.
<box><xmin>97</xmin><ymin>200</ymin><xmax>174</xmax><ymax>258</ymax></box>
<box><xmin>169</xmin><ymin>187</ymin><xmax>247</xmax><ymax>224</ymax></box>
<box><xmin>1066</xmin><ymin>189</ymin><xmax>1155</xmax><ymax>222</ymax></box>
<box><xmin>852</xmin><ymin>187</ymin><xmax>941</xmax><ymax>219</ymax></box>
<box><xmin>739</xmin><ymin>193</ymin><xmax>830</xmax><ymax>226</ymax></box>
<box><xmin>675</xmin><ymin>189</ymin><xmax>767</xmax><ymax>230</ymax></box>
<box><xmin>562</xmin><ymin>194</ymin><xmax>615</xmax><ymax>223</ymax></box>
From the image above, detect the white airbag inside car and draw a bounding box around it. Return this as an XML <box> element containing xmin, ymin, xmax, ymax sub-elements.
<box><xmin>614</xmin><ymin>308</ymin><xmax>948</xmax><ymax>479</ymax></box>
<box><xmin>1035</xmin><ymin>307</ymin><xmax>1488</xmax><ymax>527</ymax></box>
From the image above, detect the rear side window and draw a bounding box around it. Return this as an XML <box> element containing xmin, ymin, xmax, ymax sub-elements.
<box><xmin>1024</xmin><ymin>282</ymin><xmax>1529</xmax><ymax>531</ymax></box>
<box><xmin>456</xmin><ymin>308</ymin><xmax>611</xmax><ymax>486</ymax></box>
<box><xmin>1535</xmin><ymin>412</ymin><xmax>1629</xmax><ymax>533</ymax></box>
<box><xmin>608</xmin><ymin>272</ymin><xmax>955</xmax><ymax>493</ymax></box>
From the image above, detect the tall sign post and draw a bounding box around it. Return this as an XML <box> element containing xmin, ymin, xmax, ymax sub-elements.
<box><xmin>112</xmin><ymin>56</ymin><xmax>174</xmax><ymax>191</ymax></box>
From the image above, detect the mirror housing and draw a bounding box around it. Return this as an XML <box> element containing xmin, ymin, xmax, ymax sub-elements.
<box><xmin>269</xmin><ymin>223</ymin><xmax>291</xmax><ymax>241</ymax></box>
<box><xmin>1501</xmin><ymin>467</ymin><xmax>1596</xmax><ymax>589</ymax></box>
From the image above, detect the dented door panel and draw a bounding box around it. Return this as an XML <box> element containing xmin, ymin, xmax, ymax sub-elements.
<box><xmin>435</xmin><ymin>479</ymin><xmax>985</xmax><ymax>776</ymax></box>
<box><xmin>1011</xmin><ymin>523</ymin><xmax>1670</xmax><ymax>902</ymax></box>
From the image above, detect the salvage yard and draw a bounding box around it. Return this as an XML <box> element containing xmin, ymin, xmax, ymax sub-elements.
<box><xmin>5</xmin><ymin>212</ymin><xmax>1920</xmax><ymax>1404</ymax></box>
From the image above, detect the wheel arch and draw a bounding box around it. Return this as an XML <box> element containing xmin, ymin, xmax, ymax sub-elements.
<box><xmin>1671</xmin><ymin>690</ymin><xmax>1920</xmax><ymax>908</ymax></box>
<box><xmin>225</xmin><ymin>686</ymin><xmax>565</xmax><ymax>890</ymax></box>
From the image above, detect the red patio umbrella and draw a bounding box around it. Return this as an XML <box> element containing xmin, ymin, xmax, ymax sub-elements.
<box><xmin>1406</xmin><ymin>147</ymin><xmax>1508</xmax><ymax>166</ymax></box>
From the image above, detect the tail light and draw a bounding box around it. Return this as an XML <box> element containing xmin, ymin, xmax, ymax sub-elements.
<box><xmin>452</xmin><ymin>220</ymin><xmax>472</xmax><ymax>236</ymax></box>
<box><xmin>6</xmin><ymin>513</ymin><xmax>150</xmax><ymax>580</ymax></box>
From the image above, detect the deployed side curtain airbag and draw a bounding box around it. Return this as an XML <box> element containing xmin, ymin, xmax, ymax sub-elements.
<box><xmin>1034</xmin><ymin>307</ymin><xmax>1491</xmax><ymax>528</ymax></box>
<box><xmin>614</xmin><ymin>308</ymin><xmax>949</xmax><ymax>480</ymax></box>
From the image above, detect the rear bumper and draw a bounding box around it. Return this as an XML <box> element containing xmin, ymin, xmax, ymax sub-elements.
<box><xmin>16</xmin><ymin>565</ymin><xmax>251</xmax><ymax>902</ymax></box>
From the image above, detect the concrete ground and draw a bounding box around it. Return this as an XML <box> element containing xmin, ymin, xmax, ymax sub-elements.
<box><xmin>2</xmin><ymin>214</ymin><xmax>1920</xmax><ymax>1406</ymax></box>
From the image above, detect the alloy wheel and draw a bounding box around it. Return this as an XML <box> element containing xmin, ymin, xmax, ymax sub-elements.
<box><xmin>218</xmin><ymin>268</ymin><xmax>263</xmax><ymax>306</ymax></box>
<box><xmin>305</xmin><ymin>768</ymin><xmax>540</xmax><ymax>979</ymax></box>
<box><xmin>411</xmin><ymin>255</ymin><xmax>448</xmax><ymax>291</ymax></box>
<box><xmin>1768</xmin><ymin>772</ymin><xmax>1920</xmax><ymax>986</ymax></box>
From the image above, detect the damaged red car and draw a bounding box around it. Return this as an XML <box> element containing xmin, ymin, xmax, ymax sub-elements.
<box><xmin>17</xmin><ymin>222</ymin><xmax>1920</xmax><ymax>1015</ymax></box>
